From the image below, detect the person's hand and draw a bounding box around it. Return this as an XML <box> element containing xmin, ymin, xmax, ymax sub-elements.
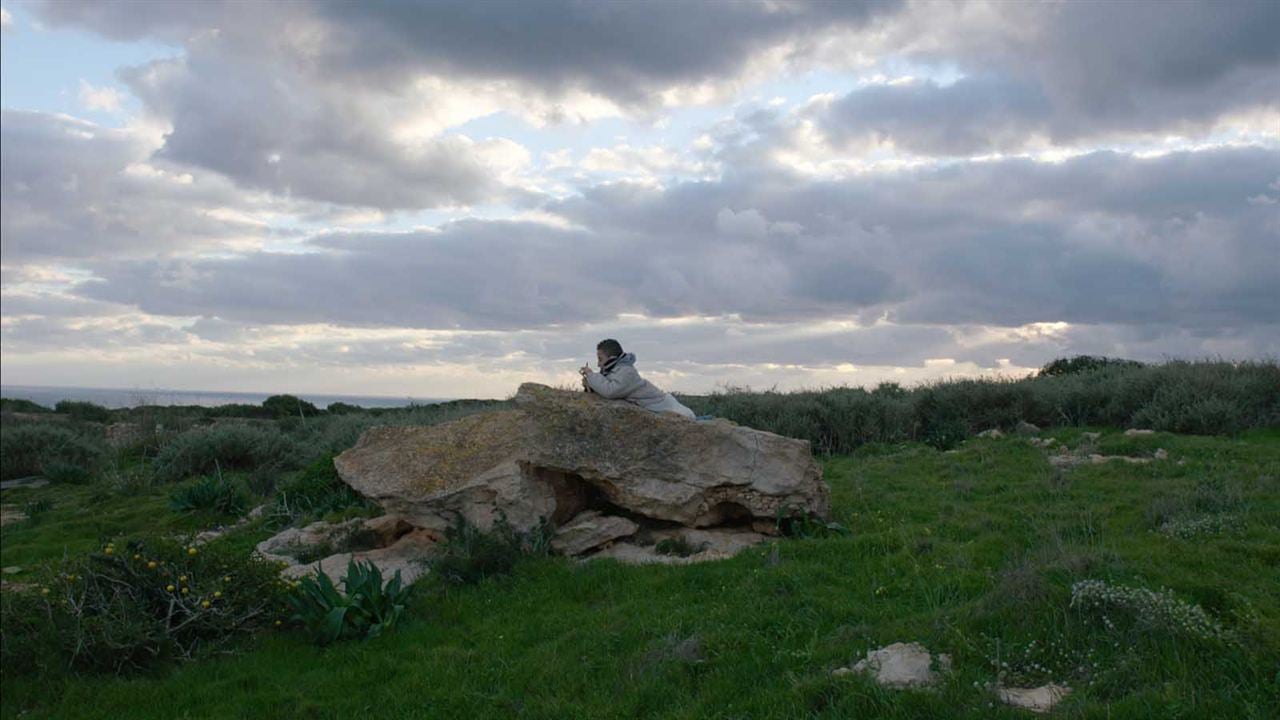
<box><xmin>579</xmin><ymin>364</ymin><xmax>592</xmax><ymax>377</ymax></box>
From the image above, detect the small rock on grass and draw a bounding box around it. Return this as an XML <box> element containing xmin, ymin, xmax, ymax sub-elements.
<box><xmin>1124</xmin><ymin>428</ymin><xmax>1155</xmax><ymax>437</ymax></box>
<box><xmin>1015</xmin><ymin>421</ymin><xmax>1041</xmax><ymax>436</ymax></box>
<box><xmin>996</xmin><ymin>683</ymin><xmax>1071</xmax><ymax>713</ymax></box>
<box><xmin>843</xmin><ymin>642</ymin><xmax>951</xmax><ymax>689</ymax></box>
<box><xmin>977</xmin><ymin>429</ymin><xmax>1004</xmax><ymax>439</ymax></box>
<box><xmin>1154</xmin><ymin>448</ymin><xmax>1168</xmax><ymax>460</ymax></box>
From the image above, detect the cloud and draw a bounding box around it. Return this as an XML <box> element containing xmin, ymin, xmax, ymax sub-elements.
<box><xmin>77</xmin><ymin>80</ymin><xmax>125</xmax><ymax>112</ymax></box>
<box><xmin>31</xmin><ymin>0</ymin><xmax>902</xmax><ymax>104</ymax></box>
<box><xmin>0</xmin><ymin>110</ymin><xmax>299</xmax><ymax>261</ymax></box>
<box><xmin>72</xmin><ymin>147</ymin><xmax>1280</xmax><ymax>337</ymax></box>
<box><xmin>117</xmin><ymin>53</ymin><xmax>531</xmax><ymax>210</ymax></box>
<box><xmin>870</xmin><ymin>0</ymin><xmax>1280</xmax><ymax>149</ymax></box>
<box><xmin>1</xmin><ymin>7</ymin><xmax>13</xmax><ymax>31</ymax></box>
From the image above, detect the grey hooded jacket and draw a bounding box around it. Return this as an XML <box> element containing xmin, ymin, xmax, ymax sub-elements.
<box><xmin>585</xmin><ymin>352</ymin><xmax>695</xmax><ymax>419</ymax></box>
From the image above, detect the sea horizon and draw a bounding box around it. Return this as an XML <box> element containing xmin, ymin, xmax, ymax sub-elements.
<box><xmin>0</xmin><ymin>384</ymin><xmax>453</xmax><ymax>410</ymax></box>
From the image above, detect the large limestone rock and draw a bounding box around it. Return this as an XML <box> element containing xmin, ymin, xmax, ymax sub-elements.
<box><xmin>334</xmin><ymin>383</ymin><xmax>829</xmax><ymax>535</ymax></box>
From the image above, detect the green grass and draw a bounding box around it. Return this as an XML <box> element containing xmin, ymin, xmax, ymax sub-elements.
<box><xmin>2</xmin><ymin>429</ymin><xmax>1278</xmax><ymax>718</ymax></box>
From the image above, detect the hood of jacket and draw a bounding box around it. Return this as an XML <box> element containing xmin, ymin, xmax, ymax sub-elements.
<box><xmin>601</xmin><ymin>352</ymin><xmax>636</xmax><ymax>376</ymax></box>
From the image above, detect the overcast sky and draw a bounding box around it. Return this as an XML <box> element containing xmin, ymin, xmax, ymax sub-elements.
<box><xmin>2</xmin><ymin>0</ymin><xmax>1277</xmax><ymax>399</ymax></box>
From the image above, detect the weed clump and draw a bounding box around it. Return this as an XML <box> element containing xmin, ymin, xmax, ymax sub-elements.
<box><xmin>430</xmin><ymin>516</ymin><xmax>553</xmax><ymax>585</ymax></box>
<box><xmin>285</xmin><ymin>560</ymin><xmax>411</xmax><ymax>645</ymax></box>
<box><xmin>0</xmin><ymin>538</ymin><xmax>288</xmax><ymax>676</ymax></box>
<box><xmin>268</xmin><ymin>455</ymin><xmax>372</xmax><ymax>527</ymax></box>
<box><xmin>169</xmin><ymin>474</ymin><xmax>249</xmax><ymax>517</ymax></box>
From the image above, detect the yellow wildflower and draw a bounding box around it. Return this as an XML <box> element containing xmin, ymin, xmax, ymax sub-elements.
<box><xmin>187</xmin><ymin>547</ymin><xmax>198</xmax><ymax>556</ymax></box>
<box><xmin>181</xmin><ymin>587</ymin><xmax>190</xmax><ymax>595</ymax></box>
<box><xmin>214</xmin><ymin>591</ymin><xmax>222</xmax><ymax>598</ymax></box>
<box><xmin>166</xmin><ymin>584</ymin><xmax>176</xmax><ymax>592</ymax></box>
<box><xmin>201</xmin><ymin>600</ymin><xmax>211</xmax><ymax>609</ymax></box>
<box><xmin>147</xmin><ymin>561</ymin><xmax>158</xmax><ymax>569</ymax></box>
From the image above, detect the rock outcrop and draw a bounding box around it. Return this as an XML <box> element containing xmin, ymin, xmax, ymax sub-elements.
<box><xmin>264</xmin><ymin>382</ymin><xmax>829</xmax><ymax>583</ymax></box>
<box><xmin>334</xmin><ymin>383</ymin><xmax>828</xmax><ymax>553</ymax></box>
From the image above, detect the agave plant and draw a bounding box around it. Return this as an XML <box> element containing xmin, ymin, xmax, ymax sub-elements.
<box><xmin>286</xmin><ymin>559</ymin><xmax>411</xmax><ymax>645</ymax></box>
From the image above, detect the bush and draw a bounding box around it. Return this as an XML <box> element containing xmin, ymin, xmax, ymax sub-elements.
<box><xmin>325</xmin><ymin>402</ymin><xmax>364</xmax><ymax>415</ymax></box>
<box><xmin>262</xmin><ymin>394</ymin><xmax>320</xmax><ymax>420</ymax></box>
<box><xmin>1039</xmin><ymin>355</ymin><xmax>1145</xmax><ymax>377</ymax></box>
<box><xmin>152</xmin><ymin>423</ymin><xmax>301</xmax><ymax>483</ymax></box>
<box><xmin>430</xmin><ymin>515</ymin><xmax>553</xmax><ymax>586</ymax></box>
<box><xmin>53</xmin><ymin>400</ymin><xmax>114</xmax><ymax>424</ymax></box>
<box><xmin>0</xmin><ymin>538</ymin><xmax>289</xmax><ymax>676</ymax></box>
<box><xmin>0</xmin><ymin>398</ymin><xmax>51</xmax><ymax>413</ymax></box>
<box><xmin>0</xmin><ymin>423</ymin><xmax>105</xmax><ymax>481</ymax></box>
<box><xmin>285</xmin><ymin>560</ymin><xmax>412</xmax><ymax>645</ymax></box>
<box><xmin>170</xmin><ymin>475</ymin><xmax>249</xmax><ymax>517</ymax></box>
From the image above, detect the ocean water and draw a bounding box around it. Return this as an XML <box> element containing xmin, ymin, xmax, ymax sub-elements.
<box><xmin>0</xmin><ymin>385</ymin><xmax>449</xmax><ymax>410</ymax></box>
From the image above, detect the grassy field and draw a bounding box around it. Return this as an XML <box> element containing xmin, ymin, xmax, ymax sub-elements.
<box><xmin>3</xmin><ymin>426</ymin><xmax>1277</xmax><ymax>719</ymax></box>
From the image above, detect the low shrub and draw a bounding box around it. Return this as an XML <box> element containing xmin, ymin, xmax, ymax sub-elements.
<box><xmin>262</xmin><ymin>394</ymin><xmax>320</xmax><ymax>420</ymax></box>
<box><xmin>1039</xmin><ymin>355</ymin><xmax>1145</xmax><ymax>377</ymax></box>
<box><xmin>170</xmin><ymin>474</ymin><xmax>249</xmax><ymax>517</ymax></box>
<box><xmin>0</xmin><ymin>423</ymin><xmax>105</xmax><ymax>481</ymax></box>
<box><xmin>1070</xmin><ymin>579</ymin><xmax>1233</xmax><ymax>644</ymax></box>
<box><xmin>0</xmin><ymin>398</ymin><xmax>51</xmax><ymax>413</ymax></box>
<box><xmin>53</xmin><ymin>400</ymin><xmax>114</xmax><ymax>424</ymax></box>
<box><xmin>681</xmin><ymin>359</ymin><xmax>1278</xmax><ymax>453</ymax></box>
<box><xmin>285</xmin><ymin>560</ymin><xmax>411</xmax><ymax>646</ymax></box>
<box><xmin>430</xmin><ymin>515</ymin><xmax>553</xmax><ymax>586</ymax></box>
<box><xmin>152</xmin><ymin>423</ymin><xmax>301</xmax><ymax>483</ymax></box>
<box><xmin>0</xmin><ymin>538</ymin><xmax>289</xmax><ymax>676</ymax></box>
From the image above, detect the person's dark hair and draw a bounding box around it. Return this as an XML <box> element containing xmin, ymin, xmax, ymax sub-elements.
<box><xmin>596</xmin><ymin>338</ymin><xmax>623</xmax><ymax>359</ymax></box>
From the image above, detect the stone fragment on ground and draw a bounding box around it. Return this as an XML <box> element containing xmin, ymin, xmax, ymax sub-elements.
<box><xmin>590</xmin><ymin>527</ymin><xmax>768</xmax><ymax>565</ymax></box>
<box><xmin>0</xmin><ymin>504</ymin><xmax>27</xmax><ymax>527</ymax></box>
<box><xmin>1080</xmin><ymin>432</ymin><xmax>1101</xmax><ymax>442</ymax></box>
<box><xmin>1088</xmin><ymin>454</ymin><xmax>1150</xmax><ymax>465</ymax></box>
<box><xmin>1015</xmin><ymin>421</ymin><xmax>1041</xmax><ymax>436</ymax></box>
<box><xmin>842</xmin><ymin>642</ymin><xmax>952</xmax><ymax>689</ymax></box>
<box><xmin>1124</xmin><ymin>428</ymin><xmax>1155</xmax><ymax>436</ymax></box>
<box><xmin>1029</xmin><ymin>437</ymin><xmax>1056</xmax><ymax>448</ymax></box>
<box><xmin>977</xmin><ymin>429</ymin><xmax>1004</xmax><ymax>439</ymax></box>
<box><xmin>995</xmin><ymin>683</ymin><xmax>1071</xmax><ymax>713</ymax></box>
<box><xmin>255</xmin><ymin>518</ymin><xmax>368</xmax><ymax>564</ymax></box>
<box><xmin>282</xmin><ymin>529</ymin><xmax>435</xmax><ymax>589</ymax></box>
<box><xmin>1154</xmin><ymin>448</ymin><xmax>1168</xmax><ymax>461</ymax></box>
<box><xmin>551</xmin><ymin>510</ymin><xmax>638</xmax><ymax>556</ymax></box>
<box><xmin>0</xmin><ymin>476</ymin><xmax>50</xmax><ymax>491</ymax></box>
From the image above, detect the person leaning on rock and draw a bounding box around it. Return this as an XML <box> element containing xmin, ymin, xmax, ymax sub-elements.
<box><xmin>579</xmin><ymin>339</ymin><xmax>696</xmax><ymax>420</ymax></box>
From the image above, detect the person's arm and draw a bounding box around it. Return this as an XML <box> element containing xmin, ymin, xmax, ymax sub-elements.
<box><xmin>585</xmin><ymin>366</ymin><xmax>643</xmax><ymax>399</ymax></box>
